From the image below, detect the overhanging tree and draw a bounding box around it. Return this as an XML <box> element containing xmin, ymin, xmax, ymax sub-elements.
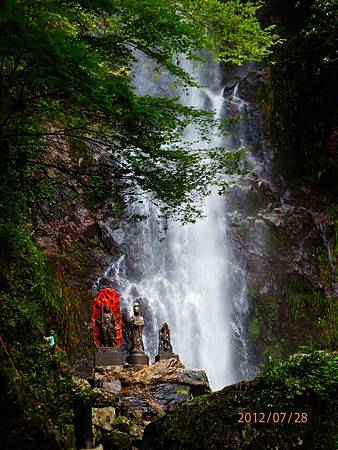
<box><xmin>0</xmin><ymin>0</ymin><xmax>278</xmax><ymax>221</ymax></box>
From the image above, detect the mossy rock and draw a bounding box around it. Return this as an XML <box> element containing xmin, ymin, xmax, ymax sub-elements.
<box><xmin>143</xmin><ymin>351</ymin><xmax>338</xmax><ymax>450</ymax></box>
<box><xmin>100</xmin><ymin>429</ymin><xmax>131</xmax><ymax>450</ymax></box>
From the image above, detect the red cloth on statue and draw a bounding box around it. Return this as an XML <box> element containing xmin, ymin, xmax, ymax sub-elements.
<box><xmin>91</xmin><ymin>288</ymin><xmax>122</xmax><ymax>348</ymax></box>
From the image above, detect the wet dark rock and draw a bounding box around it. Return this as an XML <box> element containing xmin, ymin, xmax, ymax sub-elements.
<box><xmin>226</xmin><ymin>188</ymin><xmax>337</xmax><ymax>367</ymax></box>
<box><xmin>220</xmin><ymin>62</ymin><xmax>260</xmax><ymax>92</ymax></box>
<box><xmin>226</xmin><ymin>175</ymin><xmax>277</xmax><ymax>215</ymax></box>
<box><xmin>149</xmin><ymin>383</ymin><xmax>192</xmax><ymax>409</ymax></box>
<box><xmin>229</xmin><ymin>203</ymin><xmax>331</xmax><ymax>292</ymax></box>
<box><xmin>122</xmin><ymin>391</ymin><xmax>158</xmax><ymax>416</ymax></box>
<box><xmin>59</xmin><ymin>186</ymin><xmax>75</xmax><ymax>201</ymax></box>
<box><xmin>82</xmin><ymin>221</ymin><xmax>97</xmax><ymax>239</ymax></box>
<box><xmin>97</xmin><ymin>219</ymin><xmax>123</xmax><ymax>253</ymax></box>
<box><xmin>237</xmin><ymin>69</ymin><xmax>264</xmax><ymax>102</ymax></box>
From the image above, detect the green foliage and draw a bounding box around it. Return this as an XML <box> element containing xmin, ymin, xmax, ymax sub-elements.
<box><xmin>249</xmin><ymin>309</ymin><xmax>260</xmax><ymax>339</ymax></box>
<box><xmin>0</xmin><ymin>214</ymin><xmax>85</xmax><ymax>448</ymax></box>
<box><xmin>258</xmin><ymin>351</ymin><xmax>338</xmax><ymax>406</ymax></box>
<box><xmin>167</xmin><ymin>0</ymin><xmax>280</xmax><ymax>65</ymax></box>
<box><xmin>248</xmin><ymin>271</ymin><xmax>337</xmax><ymax>361</ymax></box>
<box><xmin>0</xmin><ymin>0</ymin><xmax>278</xmax><ymax>221</ymax></box>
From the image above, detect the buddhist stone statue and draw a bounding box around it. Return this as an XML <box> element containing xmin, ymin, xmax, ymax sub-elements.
<box><xmin>97</xmin><ymin>305</ymin><xmax>117</xmax><ymax>347</ymax></box>
<box><xmin>155</xmin><ymin>322</ymin><xmax>179</xmax><ymax>362</ymax></box>
<box><xmin>94</xmin><ymin>301</ymin><xmax>124</xmax><ymax>367</ymax></box>
<box><xmin>126</xmin><ymin>302</ymin><xmax>149</xmax><ymax>365</ymax></box>
<box><xmin>129</xmin><ymin>302</ymin><xmax>144</xmax><ymax>352</ymax></box>
<box><xmin>158</xmin><ymin>322</ymin><xmax>173</xmax><ymax>353</ymax></box>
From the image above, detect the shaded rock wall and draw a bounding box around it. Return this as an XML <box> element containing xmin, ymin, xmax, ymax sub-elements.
<box><xmin>33</xmin><ymin>134</ymin><xmax>122</xmax><ymax>289</ymax></box>
<box><xmin>261</xmin><ymin>0</ymin><xmax>338</xmax><ymax>193</ymax></box>
<box><xmin>30</xmin><ymin>131</ymin><xmax>129</xmax><ymax>374</ymax></box>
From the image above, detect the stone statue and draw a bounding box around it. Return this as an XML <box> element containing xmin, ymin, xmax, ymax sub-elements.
<box><xmin>155</xmin><ymin>322</ymin><xmax>179</xmax><ymax>362</ymax></box>
<box><xmin>97</xmin><ymin>305</ymin><xmax>117</xmax><ymax>347</ymax></box>
<box><xmin>158</xmin><ymin>322</ymin><xmax>173</xmax><ymax>354</ymax></box>
<box><xmin>126</xmin><ymin>302</ymin><xmax>149</xmax><ymax>365</ymax></box>
<box><xmin>129</xmin><ymin>302</ymin><xmax>145</xmax><ymax>353</ymax></box>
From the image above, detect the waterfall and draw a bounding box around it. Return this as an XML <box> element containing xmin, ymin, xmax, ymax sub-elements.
<box><xmin>94</xmin><ymin>57</ymin><xmax>260</xmax><ymax>390</ymax></box>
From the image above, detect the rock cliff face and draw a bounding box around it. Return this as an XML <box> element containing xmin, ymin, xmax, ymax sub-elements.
<box><xmin>227</xmin><ymin>177</ymin><xmax>337</xmax><ymax>364</ymax></box>
<box><xmin>232</xmin><ymin>0</ymin><xmax>338</xmax><ymax>367</ymax></box>
<box><xmin>261</xmin><ymin>0</ymin><xmax>338</xmax><ymax>193</ymax></box>
<box><xmin>74</xmin><ymin>359</ymin><xmax>210</xmax><ymax>449</ymax></box>
<box><xmin>221</xmin><ymin>65</ymin><xmax>337</xmax><ymax>369</ymax></box>
<box><xmin>33</xmin><ymin>131</ymin><xmax>124</xmax><ymax>290</ymax></box>
<box><xmin>31</xmin><ymin>132</ymin><xmax>127</xmax><ymax>370</ymax></box>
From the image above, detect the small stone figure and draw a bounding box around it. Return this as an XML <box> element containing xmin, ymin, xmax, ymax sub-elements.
<box><xmin>126</xmin><ymin>302</ymin><xmax>149</xmax><ymax>365</ymax></box>
<box><xmin>155</xmin><ymin>322</ymin><xmax>179</xmax><ymax>362</ymax></box>
<box><xmin>158</xmin><ymin>322</ymin><xmax>173</xmax><ymax>354</ymax></box>
<box><xmin>97</xmin><ymin>305</ymin><xmax>117</xmax><ymax>347</ymax></box>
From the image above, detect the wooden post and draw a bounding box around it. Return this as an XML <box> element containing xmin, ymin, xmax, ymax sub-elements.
<box><xmin>74</xmin><ymin>398</ymin><xmax>94</xmax><ymax>449</ymax></box>
<box><xmin>0</xmin><ymin>335</ymin><xmax>20</xmax><ymax>378</ymax></box>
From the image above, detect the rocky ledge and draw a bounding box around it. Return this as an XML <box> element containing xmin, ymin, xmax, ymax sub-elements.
<box><xmin>75</xmin><ymin>358</ymin><xmax>210</xmax><ymax>449</ymax></box>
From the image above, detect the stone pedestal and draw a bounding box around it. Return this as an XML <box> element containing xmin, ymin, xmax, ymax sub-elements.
<box><xmin>126</xmin><ymin>351</ymin><xmax>149</xmax><ymax>366</ymax></box>
<box><xmin>155</xmin><ymin>352</ymin><xmax>179</xmax><ymax>362</ymax></box>
<box><xmin>95</xmin><ymin>347</ymin><xmax>124</xmax><ymax>367</ymax></box>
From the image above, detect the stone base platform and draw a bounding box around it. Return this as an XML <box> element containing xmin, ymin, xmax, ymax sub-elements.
<box><xmin>126</xmin><ymin>351</ymin><xmax>149</xmax><ymax>365</ymax></box>
<box><xmin>94</xmin><ymin>347</ymin><xmax>124</xmax><ymax>367</ymax></box>
<box><xmin>155</xmin><ymin>352</ymin><xmax>179</xmax><ymax>362</ymax></box>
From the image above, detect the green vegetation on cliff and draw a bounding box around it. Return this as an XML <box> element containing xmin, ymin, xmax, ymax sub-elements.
<box><xmin>248</xmin><ymin>272</ymin><xmax>337</xmax><ymax>361</ymax></box>
<box><xmin>0</xmin><ymin>221</ymin><xmax>86</xmax><ymax>447</ymax></box>
<box><xmin>144</xmin><ymin>351</ymin><xmax>338</xmax><ymax>449</ymax></box>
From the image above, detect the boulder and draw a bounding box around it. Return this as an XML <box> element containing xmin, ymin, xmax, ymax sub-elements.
<box><xmin>101</xmin><ymin>379</ymin><xmax>122</xmax><ymax>394</ymax></box>
<box><xmin>89</xmin><ymin>358</ymin><xmax>210</xmax><ymax>448</ymax></box>
<box><xmin>93</xmin><ymin>359</ymin><xmax>210</xmax><ymax>395</ymax></box>
<box><xmin>92</xmin><ymin>406</ymin><xmax>116</xmax><ymax>431</ymax></box>
<box><xmin>237</xmin><ymin>69</ymin><xmax>264</xmax><ymax>102</ymax></box>
<box><xmin>100</xmin><ymin>429</ymin><xmax>131</xmax><ymax>450</ymax></box>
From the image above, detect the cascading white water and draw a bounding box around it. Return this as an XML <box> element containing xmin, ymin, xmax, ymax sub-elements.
<box><xmin>94</xmin><ymin>57</ymin><xmax>254</xmax><ymax>390</ymax></box>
